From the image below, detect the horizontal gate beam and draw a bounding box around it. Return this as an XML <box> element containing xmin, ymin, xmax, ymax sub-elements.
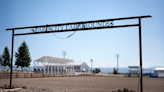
<box><xmin>13</xmin><ymin>24</ymin><xmax>139</xmax><ymax>36</ymax></box>
<box><xmin>6</xmin><ymin>15</ymin><xmax>151</xmax><ymax>31</ymax></box>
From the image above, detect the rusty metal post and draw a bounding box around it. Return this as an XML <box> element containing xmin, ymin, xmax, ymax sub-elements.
<box><xmin>139</xmin><ymin>18</ymin><xmax>143</xmax><ymax>92</ymax></box>
<box><xmin>10</xmin><ymin>29</ymin><xmax>14</xmax><ymax>89</ymax></box>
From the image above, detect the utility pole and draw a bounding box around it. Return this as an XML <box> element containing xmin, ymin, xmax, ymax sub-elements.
<box><xmin>91</xmin><ymin>59</ymin><xmax>93</xmax><ymax>73</ymax></box>
<box><xmin>62</xmin><ymin>51</ymin><xmax>66</xmax><ymax>75</ymax></box>
<box><xmin>116</xmin><ymin>54</ymin><xmax>119</xmax><ymax>73</ymax></box>
<box><xmin>62</xmin><ymin>51</ymin><xmax>67</xmax><ymax>59</ymax></box>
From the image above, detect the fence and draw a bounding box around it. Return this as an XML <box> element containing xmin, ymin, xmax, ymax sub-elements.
<box><xmin>150</xmin><ymin>73</ymin><xmax>158</xmax><ymax>77</ymax></box>
<box><xmin>0</xmin><ymin>73</ymin><xmax>44</xmax><ymax>79</ymax></box>
<box><xmin>0</xmin><ymin>73</ymin><xmax>97</xmax><ymax>79</ymax></box>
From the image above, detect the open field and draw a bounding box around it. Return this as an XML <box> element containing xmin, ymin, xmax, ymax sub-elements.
<box><xmin>0</xmin><ymin>76</ymin><xmax>164</xmax><ymax>92</ymax></box>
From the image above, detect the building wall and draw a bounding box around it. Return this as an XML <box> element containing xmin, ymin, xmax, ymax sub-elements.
<box><xmin>73</xmin><ymin>62</ymin><xmax>90</xmax><ymax>72</ymax></box>
<box><xmin>44</xmin><ymin>65</ymin><xmax>74</xmax><ymax>75</ymax></box>
<box><xmin>81</xmin><ymin>63</ymin><xmax>90</xmax><ymax>72</ymax></box>
<box><xmin>74</xmin><ymin>66</ymin><xmax>80</xmax><ymax>69</ymax></box>
<box><xmin>81</xmin><ymin>63</ymin><xmax>87</xmax><ymax>71</ymax></box>
<box><xmin>44</xmin><ymin>63</ymin><xmax>90</xmax><ymax>73</ymax></box>
<box><xmin>154</xmin><ymin>70</ymin><xmax>164</xmax><ymax>74</ymax></box>
<box><xmin>154</xmin><ymin>70</ymin><xmax>164</xmax><ymax>77</ymax></box>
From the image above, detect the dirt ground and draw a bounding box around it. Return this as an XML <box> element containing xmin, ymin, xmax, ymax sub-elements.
<box><xmin>0</xmin><ymin>76</ymin><xmax>164</xmax><ymax>92</ymax></box>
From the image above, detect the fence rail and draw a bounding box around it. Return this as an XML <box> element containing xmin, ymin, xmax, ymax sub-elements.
<box><xmin>0</xmin><ymin>73</ymin><xmax>97</xmax><ymax>79</ymax></box>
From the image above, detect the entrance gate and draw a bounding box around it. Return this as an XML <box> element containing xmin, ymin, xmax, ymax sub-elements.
<box><xmin>6</xmin><ymin>15</ymin><xmax>152</xmax><ymax>92</ymax></box>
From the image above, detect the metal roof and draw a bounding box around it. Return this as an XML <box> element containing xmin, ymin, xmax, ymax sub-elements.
<box><xmin>154</xmin><ymin>68</ymin><xmax>164</xmax><ymax>71</ymax></box>
<box><xmin>74</xmin><ymin>62</ymin><xmax>90</xmax><ymax>68</ymax></box>
<box><xmin>34</xmin><ymin>56</ymin><xmax>74</xmax><ymax>64</ymax></box>
<box><xmin>74</xmin><ymin>62</ymin><xmax>84</xmax><ymax>66</ymax></box>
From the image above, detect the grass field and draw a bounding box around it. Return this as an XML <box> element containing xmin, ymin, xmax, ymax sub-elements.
<box><xmin>0</xmin><ymin>76</ymin><xmax>164</xmax><ymax>92</ymax></box>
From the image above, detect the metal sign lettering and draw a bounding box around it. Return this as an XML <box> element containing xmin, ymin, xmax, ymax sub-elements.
<box><xmin>31</xmin><ymin>21</ymin><xmax>114</xmax><ymax>33</ymax></box>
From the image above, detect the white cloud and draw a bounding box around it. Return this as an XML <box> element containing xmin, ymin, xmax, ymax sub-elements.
<box><xmin>132</xmin><ymin>61</ymin><xmax>136</xmax><ymax>63</ymax></box>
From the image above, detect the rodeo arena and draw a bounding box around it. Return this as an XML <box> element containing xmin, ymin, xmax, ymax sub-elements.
<box><xmin>0</xmin><ymin>56</ymin><xmax>164</xmax><ymax>92</ymax></box>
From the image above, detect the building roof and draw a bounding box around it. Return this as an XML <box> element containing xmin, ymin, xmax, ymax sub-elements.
<box><xmin>34</xmin><ymin>56</ymin><xmax>74</xmax><ymax>64</ymax></box>
<box><xmin>74</xmin><ymin>62</ymin><xmax>85</xmax><ymax>66</ymax></box>
<box><xmin>74</xmin><ymin>62</ymin><xmax>90</xmax><ymax>68</ymax></box>
<box><xmin>154</xmin><ymin>68</ymin><xmax>164</xmax><ymax>71</ymax></box>
<box><xmin>128</xmin><ymin>66</ymin><xmax>140</xmax><ymax>68</ymax></box>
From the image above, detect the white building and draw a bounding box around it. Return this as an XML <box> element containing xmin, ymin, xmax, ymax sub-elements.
<box><xmin>33</xmin><ymin>56</ymin><xmax>91</xmax><ymax>75</ymax></box>
<box><xmin>154</xmin><ymin>68</ymin><xmax>164</xmax><ymax>77</ymax></box>
<box><xmin>34</xmin><ymin>56</ymin><xmax>74</xmax><ymax>75</ymax></box>
<box><xmin>74</xmin><ymin>62</ymin><xmax>90</xmax><ymax>73</ymax></box>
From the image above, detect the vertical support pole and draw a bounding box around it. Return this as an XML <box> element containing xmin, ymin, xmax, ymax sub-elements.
<box><xmin>58</xmin><ymin>59</ymin><xmax>59</xmax><ymax>75</ymax></box>
<box><xmin>71</xmin><ymin>61</ymin><xmax>72</xmax><ymax>75</ymax></box>
<box><xmin>67</xmin><ymin>61</ymin><xmax>68</xmax><ymax>75</ymax></box>
<box><xmin>91</xmin><ymin>59</ymin><xmax>93</xmax><ymax>73</ymax></box>
<box><xmin>36</xmin><ymin>62</ymin><xmax>37</xmax><ymax>71</ymax></box>
<box><xmin>55</xmin><ymin>58</ymin><xmax>56</xmax><ymax>75</ymax></box>
<box><xmin>44</xmin><ymin>56</ymin><xmax>45</xmax><ymax>74</ymax></box>
<box><xmin>53</xmin><ymin>63</ymin><xmax>55</xmax><ymax>76</ymax></box>
<box><xmin>67</xmin><ymin>60</ymin><xmax>68</xmax><ymax>75</ymax></box>
<box><xmin>116</xmin><ymin>54</ymin><xmax>119</xmax><ymax>73</ymax></box>
<box><xmin>51</xmin><ymin>58</ymin><xmax>52</xmax><ymax>75</ymax></box>
<box><xmin>62</xmin><ymin>59</ymin><xmax>64</xmax><ymax>76</ymax></box>
<box><xmin>73</xmin><ymin>60</ymin><xmax>74</xmax><ymax>74</ymax></box>
<box><xmin>10</xmin><ymin>29</ymin><xmax>14</xmax><ymax>89</ymax></box>
<box><xmin>65</xmin><ymin>60</ymin><xmax>66</xmax><ymax>75</ymax></box>
<box><xmin>57</xmin><ymin>59</ymin><xmax>58</xmax><ymax>75</ymax></box>
<box><xmin>48</xmin><ymin>59</ymin><xmax>49</xmax><ymax>75</ymax></box>
<box><xmin>53</xmin><ymin>58</ymin><xmax>54</xmax><ymax>75</ymax></box>
<box><xmin>37</xmin><ymin>62</ymin><xmax>38</xmax><ymax>73</ymax></box>
<box><xmin>40</xmin><ymin>61</ymin><xmax>43</xmax><ymax>73</ymax></box>
<box><xmin>70</xmin><ymin>61</ymin><xmax>71</xmax><ymax>75</ymax></box>
<box><xmin>117</xmin><ymin>57</ymin><xmax>118</xmax><ymax>73</ymax></box>
<box><xmin>34</xmin><ymin>61</ymin><xmax>35</xmax><ymax>69</ymax></box>
<box><xmin>63</xmin><ymin>59</ymin><xmax>64</xmax><ymax>75</ymax></box>
<box><xmin>139</xmin><ymin>18</ymin><xmax>143</xmax><ymax>92</ymax></box>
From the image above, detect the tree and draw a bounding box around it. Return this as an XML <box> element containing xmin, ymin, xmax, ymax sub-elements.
<box><xmin>92</xmin><ymin>70</ymin><xmax>95</xmax><ymax>73</ymax></box>
<box><xmin>1</xmin><ymin>46</ymin><xmax>11</xmax><ymax>69</ymax></box>
<box><xmin>95</xmin><ymin>68</ymin><xmax>101</xmax><ymax>73</ymax></box>
<box><xmin>8</xmin><ymin>62</ymin><xmax>13</xmax><ymax>68</ymax></box>
<box><xmin>15</xmin><ymin>41</ymin><xmax>32</xmax><ymax>69</ymax></box>
<box><xmin>0</xmin><ymin>55</ymin><xmax>2</xmax><ymax>65</ymax></box>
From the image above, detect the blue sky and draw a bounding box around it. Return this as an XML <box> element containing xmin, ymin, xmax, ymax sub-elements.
<box><xmin>0</xmin><ymin>0</ymin><xmax>164</xmax><ymax>68</ymax></box>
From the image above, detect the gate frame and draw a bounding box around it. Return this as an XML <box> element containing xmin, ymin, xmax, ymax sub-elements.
<box><xmin>6</xmin><ymin>15</ymin><xmax>152</xmax><ymax>92</ymax></box>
